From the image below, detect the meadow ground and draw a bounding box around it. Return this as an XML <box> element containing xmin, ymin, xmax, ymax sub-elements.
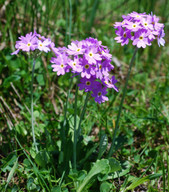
<box><xmin>0</xmin><ymin>0</ymin><xmax>169</xmax><ymax>191</ymax></box>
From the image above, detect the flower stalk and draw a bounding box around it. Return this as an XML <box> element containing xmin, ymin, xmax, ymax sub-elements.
<box><xmin>73</xmin><ymin>76</ymin><xmax>80</xmax><ymax>170</ymax></box>
<box><xmin>31</xmin><ymin>58</ymin><xmax>38</xmax><ymax>153</ymax></box>
<box><xmin>108</xmin><ymin>47</ymin><xmax>138</xmax><ymax>158</ymax></box>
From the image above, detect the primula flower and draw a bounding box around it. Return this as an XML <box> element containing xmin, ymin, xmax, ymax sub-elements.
<box><xmin>11</xmin><ymin>31</ymin><xmax>54</xmax><ymax>55</ymax></box>
<box><xmin>67</xmin><ymin>41</ymin><xmax>84</xmax><ymax>55</ymax></box>
<box><xmin>78</xmin><ymin>77</ymin><xmax>100</xmax><ymax>92</ymax></box>
<box><xmin>68</xmin><ymin>57</ymin><xmax>83</xmax><ymax>73</ymax></box>
<box><xmin>157</xmin><ymin>29</ymin><xmax>165</xmax><ymax>47</ymax></box>
<box><xmin>114</xmin><ymin>12</ymin><xmax>165</xmax><ymax>48</ymax></box>
<box><xmin>51</xmin><ymin>37</ymin><xmax>118</xmax><ymax>103</ymax></box>
<box><xmin>37</xmin><ymin>39</ymin><xmax>51</xmax><ymax>52</ymax></box>
<box><xmin>91</xmin><ymin>86</ymin><xmax>108</xmax><ymax>104</ymax></box>
<box><xmin>103</xmin><ymin>76</ymin><xmax>119</xmax><ymax>92</ymax></box>
<box><xmin>115</xmin><ymin>28</ymin><xmax>132</xmax><ymax>46</ymax></box>
<box><xmin>50</xmin><ymin>54</ymin><xmax>70</xmax><ymax>76</ymax></box>
<box><xmin>132</xmin><ymin>31</ymin><xmax>151</xmax><ymax>48</ymax></box>
<box><xmin>80</xmin><ymin>59</ymin><xmax>96</xmax><ymax>79</ymax></box>
<box><xmin>85</xmin><ymin>46</ymin><xmax>102</xmax><ymax>65</ymax></box>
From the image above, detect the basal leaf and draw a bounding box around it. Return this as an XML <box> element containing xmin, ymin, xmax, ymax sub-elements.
<box><xmin>77</xmin><ymin>159</ymin><xmax>110</xmax><ymax>192</ymax></box>
<box><xmin>98</xmin><ymin>134</ymin><xmax>108</xmax><ymax>159</ymax></box>
<box><xmin>108</xmin><ymin>157</ymin><xmax>121</xmax><ymax>173</ymax></box>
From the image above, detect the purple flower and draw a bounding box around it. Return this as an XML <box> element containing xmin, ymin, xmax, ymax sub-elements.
<box><xmin>102</xmin><ymin>76</ymin><xmax>119</xmax><ymax>92</ymax></box>
<box><xmin>84</xmin><ymin>46</ymin><xmax>102</xmax><ymax>65</ymax></box>
<box><xmin>11</xmin><ymin>31</ymin><xmax>55</xmax><ymax>55</ymax></box>
<box><xmin>78</xmin><ymin>77</ymin><xmax>100</xmax><ymax>92</ymax></box>
<box><xmin>91</xmin><ymin>86</ymin><xmax>108</xmax><ymax>104</ymax></box>
<box><xmin>37</xmin><ymin>39</ymin><xmax>51</xmax><ymax>52</ymax></box>
<box><xmin>51</xmin><ymin>37</ymin><xmax>118</xmax><ymax>104</ymax></box>
<box><xmin>95</xmin><ymin>60</ymin><xmax>114</xmax><ymax>80</ymax></box>
<box><xmin>81</xmin><ymin>59</ymin><xmax>96</xmax><ymax>79</ymax></box>
<box><xmin>128</xmin><ymin>12</ymin><xmax>146</xmax><ymax>20</ymax></box>
<box><xmin>11</xmin><ymin>32</ymin><xmax>37</xmax><ymax>55</ymax></box>
<box><xmin>99</xmin><ymin>48</ymin><xmax>112</xmax><ymax>60</ymax></box>
<box><xmin>68</xmin><ymin>57</ymin><xmax>83</xmax><ymax>73</ymax></box>
<box><xmin>67</xmin><ymin>41</ymin><xmax>85</xmax><ymax>55</ymax></box>
<box><xmin>51</xmin><ymin>54</ymin><xmax>70</xmax><ymax>76</ymax></box>
<box><xmin>114</xmin><ymin>28</ymin><xmax>132</xmax><ymax>46</ymax></box>
<box><xmin>114</xmin><ymin>12</ymin><xmax>165</xmax><ymax>48</ymax></box>
<box><xmin>125</xmin><ymin>21</ymin><xmax>141</xmax><ymax>32</ymax></box>
<box><xmin>157</xmin><ymin>29</ymin><xmax>165</xmax><ymax>47</ymax></box>
<box><xmin>132</xmin><ymin>31</ymin><xmax>151</xmax><ymax>48</ymax></box>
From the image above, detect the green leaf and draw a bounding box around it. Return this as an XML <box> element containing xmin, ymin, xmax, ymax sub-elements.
<box><xmin>1</xmin><ymin>154</ymin><xmax>17</xmax><ymax>172</ymax></box>
<box><xmin>23</xmin><ymin>158</ymin><xmax>32</xmax><ymax>169</ymax></box>
<box><xmin>51</xmin><ymin>186</ymin><xmax>62</xmax><ymax>192</ymax></box>
<box><xmin>36</xmin><ymin>74</ymin><xmax>45</xmax><ymax>86</ymax></box>
<box><xmin>108</xmin><ymin>157</ymin><xmax>121</xmax><ymax>173</ymax></box>
<box><xmin>15</xmin><ymin>121</ymin><xmax>28</xmax><ymax>136</ymax></box>
<box><xmin>5</xmin><ymin>158</ymin><xmax>18</xmax><ymax>190</ymax></box>
<box><xmin>97</xmin><ymin>174</ymin><xmax>109</xmax><ymax>182</ymax></box>
<box><xmin>11</xmin><ymin>185</ymin><xmax>18</xmax><ymax>192</ymax></box>
<box><xmin>77</xmin><ymin>159</ymin><xmax>110</xmax><ymax>192</ymax></box>
<box><xmin>35</xmin><ymin>60</ymin><xmax>41</xmax><ymax>69</ymax></box>
<box><xmin>113</xmin><ymin>160</ymin><xmax>131</xmax><ymax>179</ymax></box>
<box><xmin>35</xmin><ymin>150</ymin><xmax>50</xmax><ymax>167</ymax></box>
<box><xmin>3</xmin><ymin>75</ymin><xmax>21</xmax><ymax>87</ymax></box>
<box><xmin>69</xmin><ymin>170</ymin><xmax>87</xmax><ymax>182</ymax></box>
<box><xmin>100</xmin><ymin>181</ymin><xmax>112</xmax><ymax>192</ymax></box>
<box><xmin>27</xmin><ymin>177</ymin><xmax>37</xmax><ymax>190</ymax></box>
<box><xmin>126</xmin><ymin>173</ymin><xmax>162</xmax><ymax>190</ymax></box>
<box><xmin>98</xmin><ymin>134</ymin><xmax>108</xmax><ymax>159</ymax></box>
<box><xmin>34</xmin><ymin>110</ymin><xmax>40</xmax><ymax>118</ymax></box>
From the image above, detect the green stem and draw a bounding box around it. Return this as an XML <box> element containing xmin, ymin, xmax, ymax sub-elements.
<box><xmin>77</xmin><ymin>92</ymin><xmax>89</xmax><ymax>137</ymax></box>
<box><xmin>31</xmin><ymin>58</ymin><xmax>38</xmax><ymax>153</ymax></box>
<box><xmin>63</xmin><ymin>77</ymin><xmax>73</xmax><ymax>128</ymax></box>
<box><xmin>68</xmin><ymin>0</ymin><xmax>72</xmax><ymax>43</ymax></box>
<box><xmin>108</xmin><ymin>47</ymin><xmax>138</xmax><ymax>158</ymax></box>
<box><xmin>73</xmin><ymin>76</ymin><xmax>79</xmax><ymax>170</ymax></box>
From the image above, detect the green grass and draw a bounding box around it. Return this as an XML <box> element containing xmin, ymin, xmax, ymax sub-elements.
<box><xmin>0</xmin><ymin>0</ymin><xmax>169</xmax><ymax>191</ymax></box>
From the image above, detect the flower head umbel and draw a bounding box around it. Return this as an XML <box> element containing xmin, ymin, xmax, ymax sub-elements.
<box><xmin>51</xmin><ymin>37</ymin><xmax>118</xmax><ymax>104</ymax></box>
<box><xmin>114</xmin><ymin>12</ymin><xmax>165</xmax><ymax>48</ymax></box>
<box><xmin>11</xmin><ymin>31</ymin><xmax>54</xmax><ymax>55</ymax></box>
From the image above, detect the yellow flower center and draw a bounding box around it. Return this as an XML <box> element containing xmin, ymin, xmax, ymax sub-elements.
<box><xmin>85</xmin><ymin>64</ymin><xmax>89</xmax><ymax>69</ymax></box>
<box><xmin>89</xmin><ymin>52</ymin><xmax>93</xmax><ymax>57</ymax></box>
<box><xmin>77</xmin><ymin>48</ymin><xmax>81</xmax><ymax>52</ymax></box>
<box><xmin>133</xmin><ymin>24</ymin><xmax>137</xmax><ymax>28</ymax></box>
<box><xmin>86</xmin><ymin>81</ymin><xmax>91</xmax><ymax>86</ymax></box>
<box><xmin>99</xmin><ymin>65</ymin><xmax>102</xmax><ymax>69</ymax></box>
<box><xmin>39</xmin><ymin>43</ymin><xmax>43</xmax><ymax>47</ymax></box>
<box><xmin>144</xmin><ymin>22</ymin><xmax>148</xmax><ymax>26</ymax></box>
<box><xmin>73</xmin><ymin>62</ymin><xmax>76</xmax><ymax>66</ymax></box>
<box><xmin>60</xmin><ymin>64</ymin><xmax>64</xmax><ymax>68</ymax></box>
<box><xmin>27</xmin><ymin>43</ymin><xmax>31</xmax><ymax>46</ymax></box>
<box><xmin>139</xmin><ymin>36</ymin><xmax>143</xmax><ymax>40</ymax></box>
<box><xmin>98</xmin><ymin>92</ymin><xmax>102</xmax><ymax>96</ymax></box>
<box><xmin>123</xmin><ymin>33</ymin><xmax>127</xmax><ymax>38</ymax></box>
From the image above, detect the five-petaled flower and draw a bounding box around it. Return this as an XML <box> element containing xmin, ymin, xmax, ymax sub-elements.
<box><xmin>11</xmin><ymin>31</ymin><xmax>54</xmax><ymax>55</ymax></box>
<box><xmin>114</xmin><ymin>12</ymin><xmax>165</xmax><ymax>48</ymax></box>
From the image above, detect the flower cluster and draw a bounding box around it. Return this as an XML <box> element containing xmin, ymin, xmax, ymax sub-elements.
<box><xmin>114</xmin><ymin>12</ymin><xmax>165</xmax><ymax>48</ymax></box>
<box><xmin>11</xmin><ymin>31</ymin><xmax>55</xmax><ymax>55</ymax></box>
<box><xmin>51</xmin><ymin>37</ymin><xmax>118</xmax><ymax>104</ymax></box>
